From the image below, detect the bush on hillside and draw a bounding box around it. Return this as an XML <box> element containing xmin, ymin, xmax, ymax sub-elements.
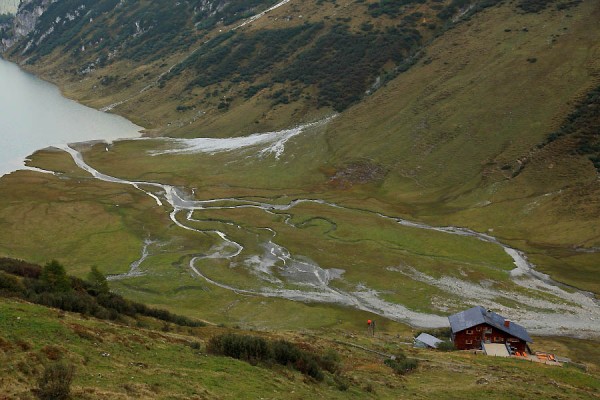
<box><xmin>0</xmin><ymin>13</ymin><xmax>13</xmax><ymax>26</ymax></box>
<box><xmin>207</xmin><ymin>333</ymin><xmax>329</xmax><ymax>381</ymax></box>
<box><xmin>0</xmin><ymin>258</ymin><xmax>42</xmax><ymax>278</ymax></box>
<box><xmin>437</xmin><ymin>341</ymin><xmax>456</xmax><ymax>351</ymax></box>
<box><xmin>208</xmin><ymin>333</ymin><xmax>271</xmax><ymax>363</ymax></box>
<box><xmin>367</xmin><ymin>0</ymin><xmax>425</xmax><ymax>18</ymax></box>
<box><xmin>384</xmin><ymin>355</ymin><xmax>418</xmax><ymax>375</ymax></box>
<box><xmin>320</xmin><ymin>348</ymin><xmax>342</xmax><ymax>373</ymax></box>
<box><xmin>33</xmin><ymin>361</ymin><xmax>75</xmax><ymax>400</ymax></box>
<box><xmin>0</xmin><ymin>270</ymin><xmax>25</xmax><ymax>295</ymax></box>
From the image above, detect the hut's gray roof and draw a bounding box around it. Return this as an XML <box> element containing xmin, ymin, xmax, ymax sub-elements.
<box><xmin>448</xmin><ymin>306</ymin><xmax>532</xmax><ymax>343</ymax></box>
<box><xmin>415</xmin><ymin>333</ymin><xmax>443</xmax><ymax>348</ymax></box>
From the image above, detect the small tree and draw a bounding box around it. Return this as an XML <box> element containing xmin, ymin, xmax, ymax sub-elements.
<box><xmin>40</xmin><ymin>260</ymin><xmax>71</xmax><ymax>293</ymax></box>
<box><xmin>87</xmin><ymin>266</ymin><xmax>109</xmax><ymax>295</ymax></box>
<box><xmin>33</xmin><ymin>361</ymin><xmax>75</xmax><ymax>400</ymax></box>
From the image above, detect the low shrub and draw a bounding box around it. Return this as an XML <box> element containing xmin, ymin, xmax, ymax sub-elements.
<box><xmin>14</xmin><ymin>339</ymin><xmax>32</xmax><ymax>351</ymax></box>
<box><xmin>384</xmin><ymin>356</ymin><xmax>418</xmax><ymax>375</ymax></box>
<box><xmin>0</xmin><ymin>258</ymin><xmax>42</xmax><ymax>278</ymax></box>
<box><xmin>41</xmin><ymin>345</ymin><xmax>63</xmax><ymax>361</ymax></box>
<box><xmin>320</xmin><ymin>348</ymin><xmax>341</xmax><ymax>373</ymax></box>
<box><xmin>0</xmin><ymin>270</ymin><xmax>25</xmax><ymax>294</ymax></box>
<box><xmin>333</xmin><ymin>373</ymin><xmax>350</xmax><ymax>391</ymax></box>
<box><xmin>33</xmin><ymin>361</ymin><xmax>75</xmax><ymax>400</ymax></box>
<box><xmin>437</xmin><ymin>341</ymin><xmax>456</xmax><ymax>351</ymax></box>
<box><xmin>208</xmin><ymin>334</ymin><xmax>326</xmax><ymax>381</ymax></box>
<box><xmin>208</xmin><ymin>333</ymin><xmax>271</xmax><ymax>363</ymax></box>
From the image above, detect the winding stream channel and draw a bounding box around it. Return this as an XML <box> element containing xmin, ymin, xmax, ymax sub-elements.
<box><xmin>55</xmin><ymin>120</ymin><xmax>600</xmax><ymax>338</ymax></box>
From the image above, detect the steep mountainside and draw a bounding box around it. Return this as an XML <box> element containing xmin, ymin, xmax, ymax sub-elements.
<box><xmin>4</xmin><ymin>0</ymin><xmax>509</xmax><ymax>135</ymax></box>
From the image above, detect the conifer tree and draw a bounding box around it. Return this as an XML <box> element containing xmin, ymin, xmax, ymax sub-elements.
<box><xmin>40</xmin><ymin>260</ymin><xmax>71</xmax><ymax>293</ymax></box>
<box><xmin>87</xmin><ymin>266</ymin><xmax>109</xmax><ymax>295</ymax></box>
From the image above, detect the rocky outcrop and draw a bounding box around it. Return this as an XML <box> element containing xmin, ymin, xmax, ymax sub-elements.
<box><xmin>1</xmin><ymin>0</ymin><xmax>54</xmax><ymax>50</ymax></box>
<box><xmin>0</xmin><ymin>0</ymin><xmax>20</xmax><ymax>14</ymax></box>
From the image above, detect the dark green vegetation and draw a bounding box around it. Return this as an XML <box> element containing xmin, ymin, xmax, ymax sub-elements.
<box><xmin>383</xmin><ymin>355</ymin><xmax>418</xmax><ymax>375</ymax></box>
<box><xmin>0</xmin><ymin>12</ymin><xmax>12</xmax><ymax>40</ymax></box>
<box><xmin>194</xmin><ymin>0</ymin><xmax>280</xmax><ymax>28</ymax></box>
<box><xmin>33</xmin><ymin>361</ymin><xmax>75</xmax><ymax>400</ymax></box>
<box><xmin>436</xmin><ymin>0</ymin><xmax>502</xmax><ymax>20</ymax></box>
<box><xmin>367</xmin><ymin>0</ymin><xmax>426</xmax><ymax>18</ymax></box>
<box><xmin>208</xmin><ymin>333</ymin><xmax>346</xmax><ymax>380</ymax></box>
<box><xmin>0</xmin><ymin>258</ymin><xmax>205</xmax><ymax>327</ymax></box>
<box><xmin>275</xmin><ymin>24</ymin><xmax>422</xmax><ymax>110</ymax></box>
<box><xmin>12</xmin><ymin>0</ymin><xmax>279</xmax><ymax>62</ymax></box>
<box><xmin>165</xmin><ymin>23</ymin><xmax>324</xmax><ymax>87</ymax></box>
<box><xmin>537</xmin><ymin>85</ymin><xmax>600</xmax><ymax>172</ymax></box>
<box><xmin>163</xmin><ymin>22</ymin><xmax>423</xmax><ymax>111</ymax></box>
<box><xmin>0</xmin><ymin>12</ymin><xmax>11</xmax><ymax>24</ymax></box>
<box><xmin>517</xmin><ymin>0</ymin><xmax>582</xmax><ymax>13</ymax></box>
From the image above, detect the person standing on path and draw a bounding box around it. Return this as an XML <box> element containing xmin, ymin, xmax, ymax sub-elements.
<box><xmin>367</xmin><ymin>319</ymin><xmax>376</xmax><ymax>337</ymax></box>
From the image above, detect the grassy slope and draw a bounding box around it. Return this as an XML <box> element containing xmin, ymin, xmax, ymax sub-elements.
<box><xmin>1</xmin><ymin>298</ymin><xmax>598</xmax><ymax>399</ymax></box>
<box><xmin>327</xmin><ymin>1</ymin><xmax>599</xmax><ymax>208</ymax></box>
<box><xmin>322</xmin><ymin>0</ymin><xmax>600</xmax><ymax>292</ymax></box>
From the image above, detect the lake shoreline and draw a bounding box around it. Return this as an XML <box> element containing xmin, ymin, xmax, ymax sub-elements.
<box><xmin>0</xmin><ymin>57</ymin><xmax>143</xmax><ymax>177</ymax></box>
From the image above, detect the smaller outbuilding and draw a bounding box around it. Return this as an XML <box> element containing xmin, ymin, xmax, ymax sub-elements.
<box><xmin>414</xmin><ymin>332</ymin><xmax>443</xmax><ymax>349</ymax></box>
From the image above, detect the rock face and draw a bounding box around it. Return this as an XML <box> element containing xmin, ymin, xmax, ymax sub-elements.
<box><xmin>0</xmin><ymin>0</ymin><xmax>230</xmax><ymax>52</ymax></box>
<box><xmin>0</xmin><ymin>0</ymin><xmax>20</xmax><ymax>14</ymax></box>
<box><xmin>1</xmin><ymin>0</ymin><xmax>54</xmax><ymax>50</ymax></box>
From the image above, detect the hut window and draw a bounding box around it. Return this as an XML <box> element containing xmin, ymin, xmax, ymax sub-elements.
<box><xmin>508</xmin><ymin>338</ymin><xmax>519</xmax><ymax>343</ymax></box>
<box><xmin>466</xmin><ymin>340</ymin><xmax>473</xmax><ymax>345</ymax></box>
<box><xmin>493</xmin><ymin>337</ymin><xmax>503</xmax><ymax>342</ymax></box>
<box><xmin>466</xmin><ymin>330</ymin><xmax>473</xmax><ymax>335</ymax></box>
<box><xmin>476</xmin><ymin>327</ymin><xmax>481</xmax><ymax>332</ymax></box>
